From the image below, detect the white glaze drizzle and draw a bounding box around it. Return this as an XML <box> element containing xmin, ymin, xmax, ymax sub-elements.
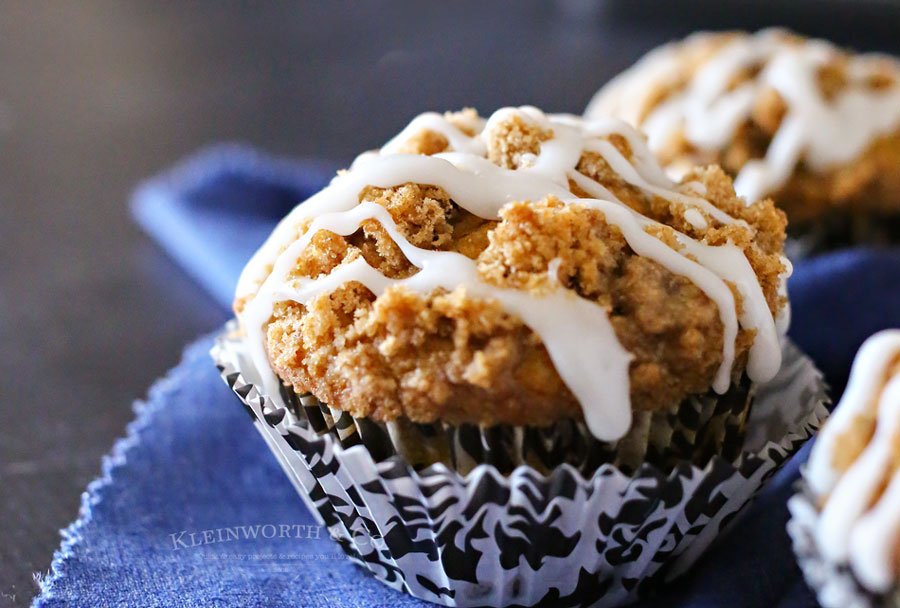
<box><xmin>806</xmin><ymin>330</ymin><xmax>900</xmax><ymax>592</ymax></box>
<box><xmin>381</xmin><ymin>111</ymin><xmax>487</xmax><ymax>156</ymax></box>
<box><xmin>579</xmin><ymin>117</ymin><xmax>742</xmax><ymax>225</ymax></box>
<box><xmin>237</xmin><ymin>106</ymin><xmax>785</xmax><ymax>441</ymax></box>
<box><xmin>586</xmin><ymin>29</ymin><xmax>900</xmax><ymax>203</ymax></box>
<box><xmin>547</xmin><ymin>257</ymin><xmax>563</xmax><ymax>285</ymax></box>
<box><xmin>774</xmin><ymin>255</ymin><xmax>792</xmax><ymax>336</ymax></box>
<box><xmin>684</xmin><ymin>208</ymin><xmax>708</xmax><ymax>230</ymax></box>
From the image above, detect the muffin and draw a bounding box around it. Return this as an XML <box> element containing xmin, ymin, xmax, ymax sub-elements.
<box><xmin>790</xmin><ymin>330</ymin><xmax>900</xmax><ymax>607</ymax></box>
<box><xmin>215</xmin><ymin>106</ymin><xmax>829</xmax><ymax>607</ymax></box>
<box><xmin>585</xmin><ymin>29</ymin><xmax>900</xmax><ymax>254</ymax></box>
<box><xmin>234</xmin><ymin>105</ymin><xmax>789</xmax><ymax>470</ymax></box>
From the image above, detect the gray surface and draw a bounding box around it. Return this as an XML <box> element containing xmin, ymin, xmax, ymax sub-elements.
<box><xmin>1</xmin><ymin>2</ymin><xmax>899</xmax><ymax>607</ymax></box>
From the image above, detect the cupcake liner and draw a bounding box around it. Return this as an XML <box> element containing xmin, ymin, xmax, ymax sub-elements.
<box><xmin>280</xmin><ymin>376</ymin><xmax>755</xmax><ymax>477</ymax></box>
<box><xmin>788</xmin><ymin>486</ymin><xmax>900</xmax><ymax>608</ymax></box>
<box><xmin>213</xmin><ymin>321</ymin><xmax>829</xmax><ymax>607</ymax></box>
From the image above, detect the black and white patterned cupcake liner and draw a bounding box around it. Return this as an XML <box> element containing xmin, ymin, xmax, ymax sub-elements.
<box><xmin>788</xmin><ymin>486</ymin><xmax>900</xmax><ymax>608</ymax></box>
<box><xmin>212</xmin><ymin>322</ymin><xmax>829</xmax><ymax>607</ymax></box>
<box><xmin>278</xmin><ymin>375</ymin><xmax>754</xmax><ymax>477</ymax></box>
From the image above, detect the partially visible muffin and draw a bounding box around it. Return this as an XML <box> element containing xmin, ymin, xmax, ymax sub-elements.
<box><xmin>235</xmin><ymin>106</ymin><xmax>789</xmax><ymax>467</ymax></box>
<box><xmin>586</xmin><ymin>29</ymin><xmax>900</xmax><ymax>251</ymax></box>
<box><xmin>792</xmin><ymin>330</ymin><xmax>900</xmax><ymax>607</ymax></box>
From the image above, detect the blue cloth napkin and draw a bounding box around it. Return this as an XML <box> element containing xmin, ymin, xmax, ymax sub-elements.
<box><xmin>34</xmin><ymin>334</ymin><xmax>426</xmax><ymax>608</ymax></box>
<box><xmin>35</xmin><ymin>144</ymin><xmax>900</xmax><ymax>607</ymax></box>
<box><xmin>131</xmin><ymin>145</ymin><xmax>338</xmax><ymax>307</ymax></box>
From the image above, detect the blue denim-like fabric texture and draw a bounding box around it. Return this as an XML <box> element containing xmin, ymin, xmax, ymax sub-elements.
<box><xmin>34</xmin><ymin>145</ymin><xmax>900</xmax><ymax>607</ymax></box>
<box><xmin>34</xmin><ymin>335</ymin><xmax>426</xmax><ymax>608</ymax></box>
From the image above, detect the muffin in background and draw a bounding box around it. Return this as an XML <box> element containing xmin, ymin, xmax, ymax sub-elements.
<box><xmin>790</xmin><ymin>330</ymin><xmax>900</xmax><ymax>608</ymax></box>
<box><xmin>586</xmin><ymin>29</ymin><xmax>900</xmax><ymax>254</ymax></box>
<box><xmin>234</xmin><ymin>105</ymin><xmax>791</xmax><ymax>473</ymax></box>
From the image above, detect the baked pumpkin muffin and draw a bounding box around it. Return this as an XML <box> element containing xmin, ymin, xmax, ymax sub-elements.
<box><xmin>234</xmin><ymin>105</ymin><xmax>790</xmax><ymax>472</ymax></box>
<box><xmin>791</xmin><ymin>330</ymin><xmax>900</xmax><ymax>607</ymax></box>
<box><xmin>586</xmin><ymin>29</ymin><xmax>900</xmax><ymax>253</ymax></box>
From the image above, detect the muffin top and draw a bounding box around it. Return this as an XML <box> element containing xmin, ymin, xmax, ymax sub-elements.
<box><xmin>235</xmin><ymin>106</ymin><xmax>789</xmax><ymax>441</ymax></box>
<box><xmin>586</xmin><ymin>29</ymin><xmax>900</xmax><ymax>225</ymax></box>
<box><xmin>806</xmin><ymin>330</ymin><xmax>900</xmax><ymax>594</ymax></box>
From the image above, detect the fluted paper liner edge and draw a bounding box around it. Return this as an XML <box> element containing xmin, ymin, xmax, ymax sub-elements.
<box><xmin>212</xmin><ymin>321</ymin><xmax>828</xmax><ymax>607</ymax></box>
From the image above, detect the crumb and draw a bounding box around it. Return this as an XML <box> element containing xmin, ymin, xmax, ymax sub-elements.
<box><xmin>485</xmin><ymin>112</ymin><xmax>553</xmax><ymax>169</ymax></box>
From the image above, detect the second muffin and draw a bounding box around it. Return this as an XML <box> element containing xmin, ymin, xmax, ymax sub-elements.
<box><xmin>790</xmin><ymin>330</ymin><xmax>900</xmax><ymax>607</ymax></box>
<box><xmin>586</xmin><ymin>29</ymin><xmax>900</xmax><ymax>254</ymax></box>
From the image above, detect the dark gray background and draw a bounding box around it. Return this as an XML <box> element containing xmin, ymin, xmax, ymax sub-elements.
<box><xmin>2</xmin><ymin>2</ymin><xmax>899</xmax><ymax>606</ymax></box>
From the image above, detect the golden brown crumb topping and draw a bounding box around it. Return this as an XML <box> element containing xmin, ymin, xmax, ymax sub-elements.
<box><xmin>246</xmin><ymin>108</ymin><xmax>788</xmax><ymax>428</ymax></box>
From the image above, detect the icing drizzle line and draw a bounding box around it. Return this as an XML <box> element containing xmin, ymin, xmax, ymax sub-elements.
<box><xmin>586</xmin><ymin>29</ymin><xmax>900</xmax><ymax>203</ymax></box>
<box><xmin>237</xmin><ymin>106</ymin><xmax>785</xmax><ymax>441</ymax></box>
